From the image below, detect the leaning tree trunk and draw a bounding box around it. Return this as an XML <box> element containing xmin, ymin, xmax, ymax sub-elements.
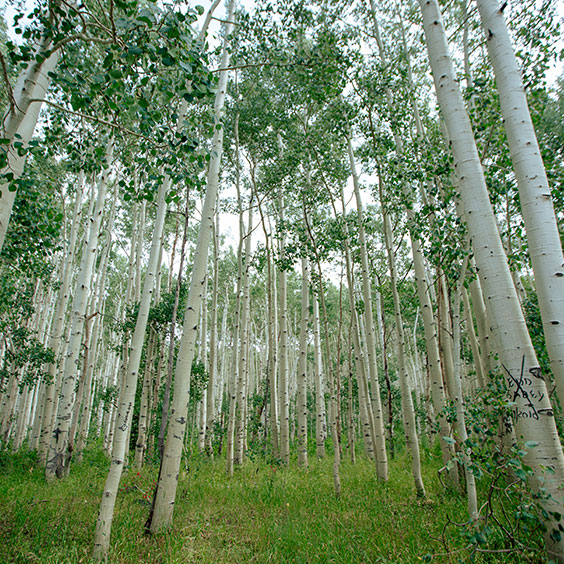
<box><xmin>0</xmin><ymin>46</ymin><xmax>60</xmax><ymax>253</ymax></box>
<box><xmin>419</xmin><ymin>0</ymin><xmax>564</xmax><ymax>557</ymax></box>
<box><xmin>145</xmin><ymin>3</ymin><xmax>235</xmax><ymax>533</ymax></box>
<box><xmin>476</xmin><ymin>0</ymin><xmax>564</xmax><ymax>410</ymax></box>
<box><xmin>92</xmin><ymin>170</ymin><xmax>169</xmax><ymax>560</ymax></box>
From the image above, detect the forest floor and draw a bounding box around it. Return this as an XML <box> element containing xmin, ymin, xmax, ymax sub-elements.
<box><xmin>0</xmin><ymin>445</ymin><xmax>546</xmax><ymax>563</ymax></box>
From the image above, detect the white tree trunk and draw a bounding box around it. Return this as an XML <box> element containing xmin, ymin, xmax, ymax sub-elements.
<box><xmin>0</xmin><ymin>48</ymin><xmax>60</xmax><ymax>252</ymax></box>
<box><xmin>312</xmin><ymin>296</ymin><xmax>326</xmax><ymax>458</ymax></box>
<box><xmin>146</xmin><ymin>3</ymin><xmax>234</xmax><ymax>532</ymax></box>
<box><xmin>419</xmin><ymin>1</ymin><xmax>564</xmax><ymax>556</ymax></box>
<box><xmin>45</xmin><ymin>139</ymin><xmax>113</xmax><ymax>480</ymax></box>
<box><xmin>476</xmin><ymin>0</ymin><xmax>564</xmax><ymax>410</ymax></box>
<box><xmin>296</xmin><ymin>257</ymin><xmax>309</xmax><ymax>467</ymax></box>
<box><xmin>92</xmin><ymin>171</ymin><xmax>169</xmax><ymax>560</ymax></box>
<box><xmin>39</xmin><ymin>175</ymin><xmax>85</xmax><ymax>463</ymax></box>
<box><xmin>347</xmin><ymin>136</ymin><xmax>388</xmax><ymax>480</ymax></box>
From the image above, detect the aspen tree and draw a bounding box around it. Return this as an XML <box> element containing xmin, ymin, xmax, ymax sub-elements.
<box><xmin>476</xmin><ymin>0</ymin><xmax>564</xmax><ymax>408</ymax></box>
<box><xmin>146</xmin><ymin>1</ymin><xmax>235</xmax><ymax>532</ymax></box>
<box><xmin>451</xmin><ymin>256</ymin><xmax>478</xmax><ymax>519</ymax></box>
<box><xmin>296</xmin><ymin>256</ymin><xmax>309</xmax><ymax>467</ymax></box>
<box><xmin>75</xmin><ymin>186</ymin><xmax>118</xmax><ymax>461</ymax></box>
<box><xmin>38</xmin><ymin>175</ymin><xmax>85</xmax><ymax>463</ymax></box>
<box><xmin>303</xmin><ymin>209</ymin><xmax>341</xmax><ymax>495</ymax></box>
<box><xmin>226</xmin><ymin>111</ymin><xmax>243</xmax><ymax>475</ymax></box>
<box><xmin>277</xmin><ymin>188</ymin><xmax>290</xmax><ymax>465</ymax></box>
<box><xmin>347</xmin><ymin>135</ymin><xmax>388</xmax><ymax>480</ymax></box>
<box><xmin>365</xmin><ymin>7</ymin><xmax>457</xmax><ymax>477</ymax></box>
<box><xmin>257</xmin><ymin>191</ymin><xmax>280</xmax><ymax>458</ymax></box>
<box><xmin>235</xmin><ymin>195</ymin><xmax>253</xmax><ymax>465</ymax></box>
<box><xmin>92</xmin><ymin>173</ymin><xmax>169</xmax><ymax>561</ymax></box>
<box><xmin>45</xmin><ymin>138</ymin><xmax>113</xmax><ymax>481</ymax></box>
<box><xmin>312</xmin><ymin>296</ymin><xmax>326</xmax><ymax>458</ymax></box>
<box><xmin>204</xmin><ymin>214</ymin><xmax>220</xmax><ymax>456</ymax></box>
<box><xmin>380</xmin><ymin>188</ymin><xmax>426</xmax><ymax>498</ymax></box>
<box><xmin>197</xmin><ymin>272</ymin><xmax>209</xmax><ymax>452</ymax></box>
<box><xmin>419</xmin><ymin>0</ymin><xmax>564</xmax><ymax>556</ymax></box>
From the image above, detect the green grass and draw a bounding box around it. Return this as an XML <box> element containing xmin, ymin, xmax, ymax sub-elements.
<box><xmin>0</xmin><ymin>446</ymin><xmax>544</xmax><ymax>563</ymax></box>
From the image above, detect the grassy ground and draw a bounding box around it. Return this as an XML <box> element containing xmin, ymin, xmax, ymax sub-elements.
<box><xmin>0</xmin><ymin>445</ymin><xmax>544</xmax><ymax>563</ymax></box>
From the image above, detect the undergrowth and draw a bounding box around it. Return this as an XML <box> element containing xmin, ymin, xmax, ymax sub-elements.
<box><xmin>0</xmin><ymin>444</ymin><xmax>546</xmax><ymax>563</ymax></box>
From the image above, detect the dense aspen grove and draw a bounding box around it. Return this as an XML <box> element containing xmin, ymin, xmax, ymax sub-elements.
<box><xmin>1</xmin><ymin>0</ymin><xmax>564</xmax><ymax>562</ymax></box>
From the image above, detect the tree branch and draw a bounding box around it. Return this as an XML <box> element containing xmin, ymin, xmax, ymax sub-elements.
<box><xmin>28</xmin><ymin>98</ymin><xmax>164</xmax><ymax>146</ymax></box>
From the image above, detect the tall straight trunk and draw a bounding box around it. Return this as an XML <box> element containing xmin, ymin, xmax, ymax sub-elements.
<box><xmin>339</xmin><ymin>191</ymin><xmax>376</xmax><ymax>461</ymax></box>
<box><xmin>146</xmin><ymin>3</ymin><xmax>234</xmax><ymax>533</ymax></box>
<box><xmin>45</xmin><ymin>139</ymin><xmax>113</xmax><ymax>481</ymax></box>
<box><xmin>39</xmin><ymin>175</ymin><xmax>85</xmax><ymax>463</ymax></box>
<box><xmin>235</xmin><ymin>196</ymin><xmax>253</xmax><ymax>465</ymax></box>
<box><xmin>158</xmin><ymin>194</ymin><xmax>191</xmax><ymax>458</ymax></box>
<box><xmin>303</xmin><ymin>211</ymin><xmax>341</xmax><ymax>495</ymax></box>
<box><xmin>197</xmin><ymin>273</ymin><xmax>209</xmax><ymax>452</ymax></box>
<box><xmin>437</xmin><ymin>274</ymin><xmax>456</xmax><ymax>402</ymax></box>
<box><xmin>347</xmin><ymin>136</ymin><xmax>388</xmax><ymax>480</ymax></box>
<box><xmin>462</xmin><ymin>287</ymin><xmax>486</xmax><ymax>389</ymax></box>
<box><xmin>419</xmin><ymin>1</ymin><xmax>564</xmax><ymax>556</ymax></box>
<box><xmin>312</xmin><ymin>297</ymin><xmax>326</xmax><ymax>458</ymax></box>
<box><xmin>226</xmin><ymin>113</ymin><xmax>243</xmax><ymax>474</ymax></box>
<box><xmin>75</xmin><ymin>187</ymin><xmax>117</xmax><ymax>461</ymax></box>
<box><xmin>257</xmin><ymin>196</ymin><xmax>279</xmax><ymax>458</ymax></box>
<box><xmin>476</xmin><ymin>0</ymin><xmax>564</xmax><ymax>409</ymax></box>
<box><xmin>381</xmin><ymin>199</ymin><xmax>426</xmax><ymax>498</ymax></box>
<box><xmin>277</xmin><ymin>194</ymin><xmax>290</xmax><ymax>465</ymax></box>
<box><xmin>365</xmin><ymin>9</ymin><xmax>452</xmax><ymax>474</ymax></box>
<box><xmin>204</xmin><ymin>214</ymin><xmax>220</xmax><ymax>456</ymax></box>
<box><xmin>134</xmin><ymin>327</ymin><xmax>157</xmax><ymax>467</ymax></box>
<box><xmin>452</xmin><ymin>261</ymin><xmax>478</xmax><ymax>520</ymax></box>
<box><xmin>68</xmin><ymin>311</ymin><xmax>97</xmax><ymax>448</ymax></box>
<box><xmin>92</xmin><ymin>170</ymin><xmax>169</xmax><ymax>560</ymax></box>
<box><xmin>410</xmin><ymin>233</ymin><xmax>457</xmax><ymax>481</ymax></box>
<box><xmin>296</xmin><ymin>256</ymin><xmax>309</xmax><ymax>467</ymax></box>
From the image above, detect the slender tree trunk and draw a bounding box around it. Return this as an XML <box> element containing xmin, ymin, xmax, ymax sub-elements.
<box><xmin>312</xmin><ymin>297</ymin><xmax>326</xmax><ymax>458</ymax></box>
<box><xmin>257</xmin><ymin>197</ymin><xmax>279</xmax><ymax>458</ymax></box>
<box><xmin>45</xmin><ymin>139</ymin><xmax>113</xmax><ymax>481</ymax></box>
<box><xmin>92</xmin><ymin>168</ymin><xmax>168</xmax><ymax>559</ymax></box>
<box><xmin>204</xmin><ymin>214</ymin><xmax>220</xmax><ymax>457</ymax></box>
<box><xmin>347</xmin><ymin>136</ymin><xmax>388</xmax><ymax>480</ymax></box>
<box><xmin>381</xmin><ymin>198</ymin><xmax>426</xmax><ymax>498</ymax></box>
<box><xmin>146</xmin><ymin>4</ymin><xmax>235</xmax><ymax>533</ymax></box>
<box><xmin>297</xmin><ymin>256</ymin><xmax>309</xmax><ymax>467</ymax></box>
<box><xmin>39</xmin><ymin>175</ymin><xmax>85</xmax><ymax>463</ymax></box>
<box><xmin>234</xmin><ymin>196</ymin><xmax>253</xmax><ymax>465</ymax></box>
<box><xmin>277</xmin><ymin>192</ymin><xmax>290</xmax><ymax>465</ymax></box>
